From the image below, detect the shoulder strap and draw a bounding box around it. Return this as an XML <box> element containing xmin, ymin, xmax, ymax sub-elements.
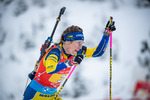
<box><xmin>54</xmin><ymin>45</ymin><xmax>62</xmax><ymax>62</ymax></box>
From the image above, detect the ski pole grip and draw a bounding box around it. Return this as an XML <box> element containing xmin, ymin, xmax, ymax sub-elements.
<box><xmin>110</xmin><ymin>16</ymin><xmax>113</xmax><ymax>25</ymax></box>
<box><xmin>82</xmin><ymin>46</ymin><xmax>87</xmax><ymax>55</ymax></box>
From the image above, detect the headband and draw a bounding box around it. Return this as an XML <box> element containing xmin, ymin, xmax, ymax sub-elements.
<box><xmin>63</xmin><ymin>31</ymin><xmax>84</xmax><ymax>41</ymax></box>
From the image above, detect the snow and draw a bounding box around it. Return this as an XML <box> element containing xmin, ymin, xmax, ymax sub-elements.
<box><xmin>0</xmin><ymin>0</ymin><xmax>150</xmax><ymax>100</ymax></box>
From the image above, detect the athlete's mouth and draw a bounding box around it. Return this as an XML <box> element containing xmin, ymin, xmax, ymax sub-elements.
<box><xmin>75</xmin><ymin>50</ymin><xmax>78</xmax><ymax>52</ymax></box>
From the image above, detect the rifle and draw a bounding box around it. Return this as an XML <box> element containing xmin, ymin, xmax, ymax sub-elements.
<box><xmin>28</xmin><ymin>7</ymin><xmax>66</xmax><ymax>80</ymax></box>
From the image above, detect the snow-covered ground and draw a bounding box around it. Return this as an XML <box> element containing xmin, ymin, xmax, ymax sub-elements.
<box><xmin>0</xmin><ymin>0</ymin><xmax>150</xmax><ymax>100</ymax></box>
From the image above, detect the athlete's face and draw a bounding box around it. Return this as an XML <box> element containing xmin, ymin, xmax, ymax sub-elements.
<box><xmin>64</xmin><ymin>40</ymin><xmax>84</xmax><ymax>55</ymax></box>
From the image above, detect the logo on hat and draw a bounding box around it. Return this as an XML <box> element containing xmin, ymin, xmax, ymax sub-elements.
<box><xmin>76</xmin><ymin>34</ymin><xmax>83</xmax><ymax>37</ymax></box>
<box><xmin>67</xmin><ymin>35</ymin><xmax>73</xmax><ymax>38</ymax></box>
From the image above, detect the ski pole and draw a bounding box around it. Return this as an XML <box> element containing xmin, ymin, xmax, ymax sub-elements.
<box><xmin>105</xmin><ymin>16</ymin><xmax>113</xmax><ymax>100</ymax></box>
<box><xmin>53</xmin><ymin>46</ymin><xmax>87</xmax><ymax>100</ymax></box>
<box><xmin>53</xmin><ymin>65</ymin><xmax>77</xmax><ymax>100</ymax></box>
<box><xmin>109</xmin><ymin>16</ymin><xmax>113</xmax><ymax>100</ymax></box>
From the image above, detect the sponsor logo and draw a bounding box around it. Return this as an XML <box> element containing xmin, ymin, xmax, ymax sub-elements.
<box><xmin>47</xmin><ymin>66</ymin><xmax>53</xmax><ymax>68</ymax></box>
<box><xmin>67</xmin><ymin>35</ymin><xmax>73</xmax><ymax>38</ymax></box>
<box><xmin>76</xmin><ymin>34</ymin><xmax>83</xmax><ymax>37</ymax></box>
<box><xmin>103</xmin><ymin>48</ymin><xmax>106</xmax><ymax>51</ymax></box>
<box><xmin>39</xmin><ymin>94</ymin><xmax>55</xmax><ymax>97</ymax></box>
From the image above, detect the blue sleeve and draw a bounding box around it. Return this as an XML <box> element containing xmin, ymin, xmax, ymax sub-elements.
<box><xmin>48</xmin><ymin>62</ymin><xmax>67</xmax><ymax>74</ymax></box>
<box><xmin>92</xmin><ymin>35</ymin><xmax>109</xmax><ymax>57</ymax></box>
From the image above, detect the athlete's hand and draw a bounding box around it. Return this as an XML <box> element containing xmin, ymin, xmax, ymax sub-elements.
<box><xmin>104</xmin><ymin>21</ymin><xmax>116</xmax><ymax>36</ymax></box>
<box><xmin>108</xmin><ymin>21</ymin><xmax>116</xmax><ymax>32</ymax></box>
<box><xmin>72</xmin><ymin>54</ymin><xmax>84</xmax><ymax>65</ymax></box>
<box><xmin>64</xmin><ymin>55</ymin><xmax>84</xmax><ymax>67</ymax></box>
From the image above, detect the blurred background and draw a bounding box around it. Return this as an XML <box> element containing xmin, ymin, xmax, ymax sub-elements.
<box><xmin>0</xmin><ymin>0</ymin><xmax>150</xmax><ymax>100</ymax></box>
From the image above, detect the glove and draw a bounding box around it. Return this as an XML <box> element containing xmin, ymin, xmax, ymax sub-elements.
<box><xmin>72</xmin><ymin>46</ymin><xmax>86</xmax><ymax>65</ymax></box>
<box><xmin>108</xmin><ymin>21</ymin><xmax>116</xmax><ymax>31</ymax></box>
<box><xmin>64</xmin><ymin>54</ymin><xmax>84</xmax><ymax>67</ymax></box>
<box><xmin>104</xmin><ymin>21</ymin><xmax>116</xmax><ymax>37</ymax></box>
<box><xmin>64</xmin><ymin>46</ymin><xmax>86</xmax><ymax>67</ymax></box>
<box><xmin>73</xmin><ymin>54</ymin><xmax>84</xmax><ymax>65</ymax></box>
